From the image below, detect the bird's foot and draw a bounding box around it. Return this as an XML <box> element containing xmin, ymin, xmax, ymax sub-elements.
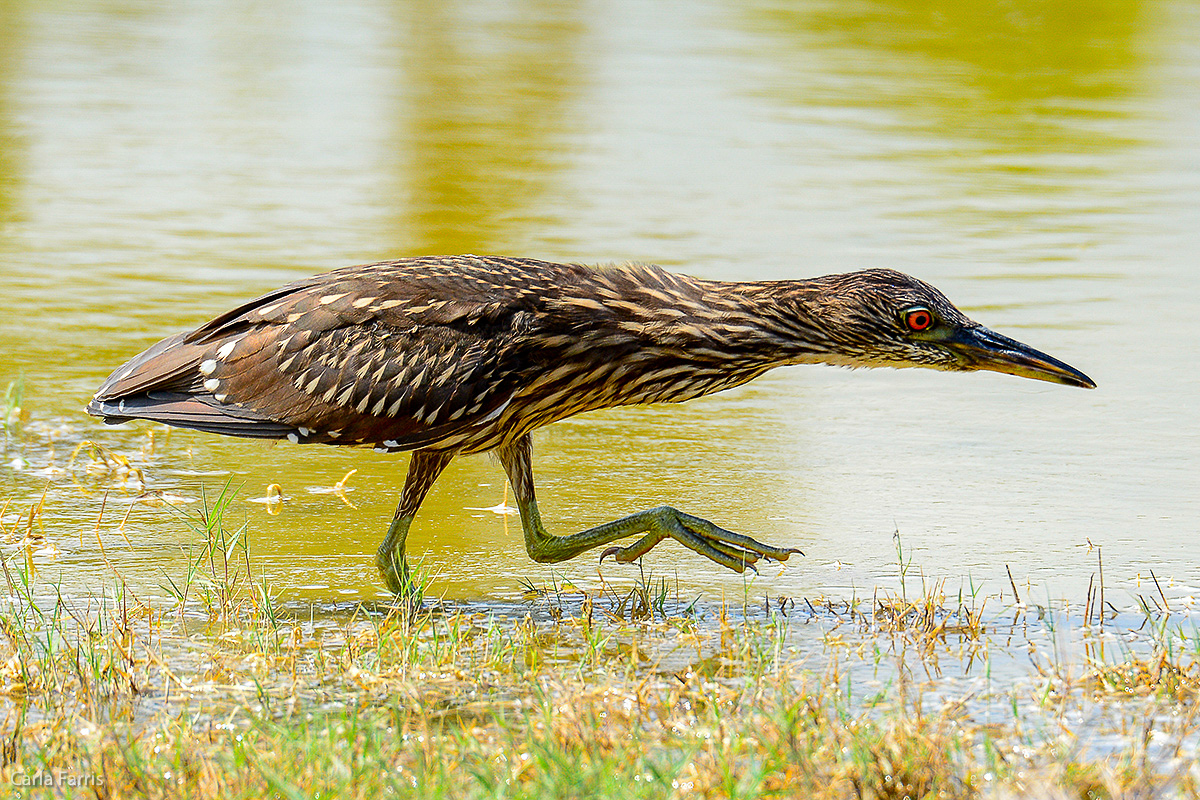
<box><xmin>376</xmin><ymin>517</ymin><xmax>422</xmax><ymax>597</ymax></box>
<box><xmin>377</xmin><ymin>554</ymin><xmax>418</xmax><ymax>597</ymax></box>
<box><xmin>598</xmin><ymin>506</ymin><xmax>802</xmax><ymax>574</ymax></box>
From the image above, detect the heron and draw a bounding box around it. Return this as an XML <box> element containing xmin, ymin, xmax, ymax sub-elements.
<box><xmin>87</xmin><ymin>255</ymin><xmax>1095</xmax><ymax>594</ymax></box>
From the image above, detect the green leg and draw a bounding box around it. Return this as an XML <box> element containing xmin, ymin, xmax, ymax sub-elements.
<box><xmin>496</xmin><ymin>434</ymin><xmax>801</xmax><ymax>573</ymax></box>
<box><xmin>376</xmin><ymin>449</ymin><xmax>455</xmax><ymax>595</ymax></box>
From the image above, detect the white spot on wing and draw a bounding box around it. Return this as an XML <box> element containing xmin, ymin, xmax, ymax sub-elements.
<box><xmin>203</xmin><ymin>378</ymin><xmax>220</xmax><ymax>392</ymax></box>
<box><xmin>200</xmin><ymin>359</ymin><xmax>217</xmax><ymax>375</ymax></box>
<box><xmin>287</xmin><ymin>432</ymin><xmax>299</xmax><ymax>444</ymax></box>
<box><xmin>319</xmin><ymin>293</ymin><xmax>348</xmax><ymax>305</ymax></box>
<box><xmin>298</xmin><ymin>427</ymin><xmax>311</xmax><ymax>436</ymax></box>
<box><xmin>217</xmin><ymin>340</ymin><xmax>237</xmax><ymax>360</ymax></box>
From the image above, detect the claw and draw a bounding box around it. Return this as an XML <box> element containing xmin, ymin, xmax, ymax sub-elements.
<box><xmin>599</xmin><ymin>545</ymin><xmax>624</xmax><ymax>564</ymax></box>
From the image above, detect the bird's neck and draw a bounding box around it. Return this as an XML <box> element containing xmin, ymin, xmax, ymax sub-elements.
<box><xmin>674</xmin><ymin>277</ymin><xmax>845</xmax><ymax>370</ymax></box>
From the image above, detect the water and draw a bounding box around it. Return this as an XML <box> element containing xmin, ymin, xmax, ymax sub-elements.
<box><xmin>1</xmin><ymin>0</ymin><xmax>1197</xmax><ymax>606</ymax></box>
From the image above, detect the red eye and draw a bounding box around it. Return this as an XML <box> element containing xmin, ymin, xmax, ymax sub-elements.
<box><xmin>904</xmin><ymin>308</ymin><xmax>934</xmax><ymax>332</ymax></box>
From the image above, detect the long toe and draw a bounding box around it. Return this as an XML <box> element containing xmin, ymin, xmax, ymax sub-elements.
<box><xmin>676</xmin><ymin>513</ymin><xmax>803</xmax><ymax>562</ymax></box>
<box><xmin>701</xmin><ymin>537</ymin><xmax>765</xmax><ymax>571</ymax></box>
<box><xmin>600</xmin><ymin>530</ymin><xmax>752</xmax><ymax>573</ymax></box>
<box><xmin>672</xmin><ymin>527</ymin><xmax>758</xmax><ymax>572</ymax></box>
<box><xmin>597</xmin><ymin>508</ymin><xmax>802</xmax><ymax>575</ymax></box>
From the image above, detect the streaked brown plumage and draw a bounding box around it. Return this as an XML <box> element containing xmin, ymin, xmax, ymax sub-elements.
<box><xmin>88</xmin><ymin>254</ymin><xmax>1095</xmax><ymax>594</ymax></box>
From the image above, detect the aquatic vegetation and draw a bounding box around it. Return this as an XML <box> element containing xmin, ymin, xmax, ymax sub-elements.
<box><xmin>2</xmin><ymin>378</ymin><xmax>25</xmax><ymax>435</ymax></box>
<box><xmin>0</xmin><ymin>404</ymin><xmax>1197</xmax><ymax>797</ymax></box>
<box><xmin>0</xmin><ymin>488</ymin><xmax>1197</xmax><ymax>797</ymax></box>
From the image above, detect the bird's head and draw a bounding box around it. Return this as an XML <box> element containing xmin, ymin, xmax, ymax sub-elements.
<box><xmin>802</xmin><ymin>269</ymin><xmax>1095</xmax><ymax>388</ymax></box>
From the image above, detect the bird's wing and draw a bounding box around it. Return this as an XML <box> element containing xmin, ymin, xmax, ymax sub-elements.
<box><xmin>89</xmin><ymin>257</ymin><xmax>547</xmax><ymax>448</ymax></box>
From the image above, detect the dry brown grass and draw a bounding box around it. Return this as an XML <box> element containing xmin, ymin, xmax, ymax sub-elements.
<box><xmin>0</xmin><ymin>428</ymin><xmax>1197</xmax><ymax>797</ymax></box>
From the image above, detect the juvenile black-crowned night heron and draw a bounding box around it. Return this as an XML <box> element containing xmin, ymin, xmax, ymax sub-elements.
<box><xmin>88</xmin><ymin>255</ymin><xmax>1095</xmax><ymax>594</ymax></box>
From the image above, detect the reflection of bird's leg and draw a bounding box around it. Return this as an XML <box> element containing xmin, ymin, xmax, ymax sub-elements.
<box><xmin>376</xmin><ymin>449</ymin><xmax>456</xmax><ymax>594</ymax></box>
<box><xmin>496</xmin><ymin>433</ymin><xmax>801</xmax><ymax>571</ymax></box>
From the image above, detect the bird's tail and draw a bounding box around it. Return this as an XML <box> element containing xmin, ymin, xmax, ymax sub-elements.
<box><xmin>87</xmin><ymin>332</ymin><xmax>293</xmax><ymax>439</ymax></box>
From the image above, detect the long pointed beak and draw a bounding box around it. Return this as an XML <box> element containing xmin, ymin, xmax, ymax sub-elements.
<box><xmin>947</xmin><ymin>326</ymin><xmax>1096</xmax><ymax>389</ymax></box>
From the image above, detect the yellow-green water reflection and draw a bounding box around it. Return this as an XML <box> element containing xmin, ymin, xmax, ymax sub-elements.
<box><xmin>0</xmin><ymin>0</ymin><xmax>1196</xmax><ymax>605</ymax></box>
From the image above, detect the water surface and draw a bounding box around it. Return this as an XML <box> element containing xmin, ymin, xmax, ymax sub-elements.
<box><xmin>1</xmin><ymin>0</ymin><xmax>1197</xmax><ymax>606</ymax></box>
